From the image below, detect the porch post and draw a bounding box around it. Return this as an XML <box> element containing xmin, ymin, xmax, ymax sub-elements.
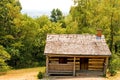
<box><xmin>46</xmin><ymin>55</ymin><xmax>49</xmax><ymax>76</ymax></box>
<box><xmin>73</xmin><ymin>57</ymin><xmax>76</xmax><ymax>76</ymax></box>
<box><xmin>103</xmin><ymin>57</ymin><xmax>108</xmax><ymax>76</ymax></box>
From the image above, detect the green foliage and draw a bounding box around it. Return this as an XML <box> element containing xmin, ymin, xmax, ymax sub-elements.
<box><xmin>71</xmin><ymin>0</ymin><xmax>120</xmax><ymax>52</ymax></box>
<box><xmin>0</xmin><ymin>0</ymin><xmax>22</xmax><ymax>69</ymax></box>
<box><xmin>109</xmin><ymin>53</ymin><xmax>120</xmax><ymax>76</ymax></box>
<box><xmin>65</xmin><ymin>15</ymin><xmax>78</xmax><ymax>33</ymax></box>
<box><xmin>50</xmin><ymin>8</ymin><xmax>63</xmax><ymax>22</ymax></box>
<box><xmin>37</xmin><ymin>71</ymin><xmax>44</xmax><ymax>79</ymax></box>
<box><xmin>0</xmin><ymin>0</ymin><xmax>120</xmax><ymax>72</ymax></box>
<box><xmin>0</xmin><ymin>45</ymin><xmax>10</xmax><ymax>72</ymax></box>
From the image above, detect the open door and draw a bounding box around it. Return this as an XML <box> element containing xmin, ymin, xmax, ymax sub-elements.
<box><xmin>80</xmin><ymin>58</ymin><xmax>88</xmax><ymax>70</ymax></box>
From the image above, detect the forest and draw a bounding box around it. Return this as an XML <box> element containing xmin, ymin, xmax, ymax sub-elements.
<box><xmin>0</xmin><ymin>0</ymin><xmax>120</xmax><ymax>75</ymax></box>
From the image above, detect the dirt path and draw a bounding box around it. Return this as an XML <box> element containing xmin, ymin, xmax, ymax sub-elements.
<box><xmin>0</xmin><ymin>67</ymin><xmax>44</xmax><ymax>80</ymax></box>
<box><xmin>0</xmin><ymin>67</ymin><xmax>119</xmax><ymax>80</ymax></box>
<box><xmin>0</xmin><ymin>71</ymin><xmax>107</xmax><ymax>80</ymax></box>
<box><xmin>0</xmin><ymin>72</ymin><xmax>38</xmax><ymax>80</ymax></box>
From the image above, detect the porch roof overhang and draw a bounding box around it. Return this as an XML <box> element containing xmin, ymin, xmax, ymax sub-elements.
<box><xmin>44</xmin><ymin>53</ymin><xmax>111</xmax><ymax>57</ymax></box>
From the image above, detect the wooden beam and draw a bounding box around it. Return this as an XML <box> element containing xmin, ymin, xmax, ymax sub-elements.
<box><xmin>48</xmin><ymin>54</ymin><xmax>110</xmax><ymax>58</ymax></box>
<box><xmin>73</xmin><ymin>57</ymin><xmax>76</xmax><ymax>76</ymax></box>
<box><xmin>46</xmin><ymin>56</ymin><xmax>49</xmax><ymax>76</ymax></box>
<box><xmin>103</xmin><ymin>57</ymin><xmax>109</xmax><ymax>76</ymax></box>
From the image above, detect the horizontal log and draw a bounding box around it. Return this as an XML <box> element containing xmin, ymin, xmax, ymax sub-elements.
<box><xmin>89</xmin><ymin>65</ymin><xmax>103</xmax><ymax>67</ymax></box>
<box><xmin>49</xmin><ymin>66</ymin><xmax>73</xmax><ymax>70</ymax></box>
<box><xmin>49</xmin><ymin>63</ymin><xmax>73</xmax><ymax>66</ymax></box>
<box><xmin>89</xmin><ymin>59</ymin><xmax>104</xmax><ymax>61</ymax></box>
<box><xmin>49</xmin><ymin>65</ymin><xmax>73</xmax><ymax>68</ymax></box>
<box><xmin>88</xmin><ymin>66</ymin><xmax>103</xmax><ymax>69</ymax></box>
<box><xmin>76</xmin><ymin>58</ymin><xmax>80</xmax><ymax>60</ymax></box>
<box><xmin>49</xmin><ymin>58</ymin><xmax>59</xmax><ymax>60</ymax></box>
<box><xmin>55</xmin><ymin>68</ymin><xmax>72</xmax><ymax>70</ymax></box>
<box><xmin>75</xmin><ymin>62</ymin><xmax>80</xmax><ymax>63</ymax></box>
<box><xmin>49</xmin><ymin>68</ymin><xmax>73</xmax><ymax>71</ymax></box>
<box><xmin>75</xmin><ymin>64</ymin><xmax>80</xmax><ymax>66</ymax></box>
<box><xmin>67</xmin><ymin>58</ymin><xmax>74</xmax><ymax>60</ymax></box>
<box><xmin>50</xmin><ymin>60</ymin><xmax>58</xmax><ymax>62</ymax></box>
<box><xmin>75</xmin><ymin>65</ymin><xmax>80</xmax><ymax>67</ymax></box>
<box><xmin>48</xmin><ymin>70</ymin><xmax>73</xmax><ymax>73</ymax></box>
<box><xmin>67</xmin><ymin>62</ymin><xmax>73</xmax><ymax>64</ymax></box>
<box><xmin>89</xmin><ymin>61</ymin><xmax>103</xmax><ymax>63</ymax></box>
<box><xmin>89</xmin><ymin>61</ymin><xmax>104</xmax><ymax>63</ymax></box>
<box><xmin>49</xmin><ymin>67</ymin><xmax>73</xmax><ymax>70</ymax></box>
<box><xmin>89</xmin><ymin>62</ymin><xmax>103</xmax><ymax>64</ymax></box>
<box><xmin>88</xmin><ymin>68</ymin><xmax>102</xmax><ymax>71</ymax></box>
<box><xmin>89</xmin><ymin>61</ymin><xmax>104</xmax><ymax>64</ymax></box>
<box><xmin>50</xmin><ymin>61</ymin><xmax>58</xmax><ymax>64</ymax></box>
<box><xmin>89</xmin><ymin>64</ymin><xmax>104</xmax><ymax>66</ymax></box>
<box><xmin>48</xmin><ymin>55</ymin><xmax>109</xmax><ymax>58</ymax></box>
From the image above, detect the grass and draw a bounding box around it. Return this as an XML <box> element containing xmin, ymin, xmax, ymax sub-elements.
<box><xmin>6</xmin><ymin>67</ymin><xmax>45</xmax><ymax>74</ymax></box>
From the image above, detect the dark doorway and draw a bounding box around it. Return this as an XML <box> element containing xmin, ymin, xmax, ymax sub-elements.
<box><xmin>80</xmin><ymin>58</ymin><xmax>88</xmax><ymax>70</ymax></box>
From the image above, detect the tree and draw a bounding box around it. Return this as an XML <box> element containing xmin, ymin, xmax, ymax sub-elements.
<box><xmin>50</xmin><ymin>8</ymin><xmax>63</xmax><ymax>22</ymax></box>
<box><xmin>8</xmin><ymin>14</ymin><xmax>40</xmax><ymax>68</ymax></box>
<box><xmin>65</xmin><ymin>15</ymin><xmax>78</xmax><ymax>33</ymax></box>
<box><xmin>0</xmin><ymin>0</ymin><xmax>21</xmax><ymax>36</ymax></box>
<box><xmin>0</xmin><ymin>0</ymin><xmax>22</xmax><ymax>47</ymax></box>
<box><xmin>0</xmin><ymin>0</ymin><xmax>22</xmax><ymax>69</ymax></box>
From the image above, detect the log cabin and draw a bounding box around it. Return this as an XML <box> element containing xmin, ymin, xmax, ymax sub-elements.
<box><xmin>44</xmin><ymin>33</ymin><xmax>111</xmax><ymax>76</ymax></box>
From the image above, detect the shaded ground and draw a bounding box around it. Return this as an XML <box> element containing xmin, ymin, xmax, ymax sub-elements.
<box><xmin>0</xmin><ymin>67</ymin><xmax>120</xmax><ymax>80</ymax></box>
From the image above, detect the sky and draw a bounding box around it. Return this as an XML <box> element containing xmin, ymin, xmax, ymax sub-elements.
<box><xmin>19</xmin><ymin>0</ymin><xmax>74</xmax><ymax>17</ymax></box>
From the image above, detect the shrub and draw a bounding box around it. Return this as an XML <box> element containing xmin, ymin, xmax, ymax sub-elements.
<box><xmin>109</xmin><ymin>53</ymin><xmax>120</xmax><ymax>76</ymax></box>
<box><xmin>0</xmin><ymin>45</ymin><xmax>11</xmax><ymax>72</ymax></box>
<box><xmin>37</xmin><ymin>71</ymin><xmax>44</xmax><ymax>79</ymax></box>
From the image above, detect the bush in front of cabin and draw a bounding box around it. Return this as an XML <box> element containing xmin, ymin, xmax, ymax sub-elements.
<box><xmin>37</xmin><ymin>71</ymin><xmax>44</xmax><ymax>79</ymax></box>
<box><xmin>109</xmin><ymin>53</ymin><xmax>120</xmax><ymax>76</ymax></box>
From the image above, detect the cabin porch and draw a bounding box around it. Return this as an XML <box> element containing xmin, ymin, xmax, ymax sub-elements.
<box><xmin>76</xmin><ymin>70</ymin><xmax>103</xmax><ymax>76</ymax></box>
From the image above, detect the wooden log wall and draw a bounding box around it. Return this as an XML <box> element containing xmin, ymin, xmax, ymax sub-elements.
<box><xmin>48</xmin><ymin>57</ymin><xmax>74</xmax><ymax>72</ymax></box>
<box><xmin>49</xmin><ymin>57</ymin><xmax>74</xmax><ymax>64</ymax></box>
<box><xmin>75</xmin><ymin>57</ymin><xmax>80</xmax><ymax>71</ymax></box>
<box><xmin>49</xmin><ymin>57</ymin><xmax>59</xmax><ymax>64</ymax></box>
<box><xmin>48</xmin><ymin>57</ymin><xmax>105</xmax><ymax>72</ymax></box>
<box><xmin>88</xmin><ymin>58</ymin><xmax>105</xmax><ymax>71</ymax></box>
<box><xmin>48</xmin><ymin>64</ymin><xmax>73</xmax><ymax>72</ymax></box>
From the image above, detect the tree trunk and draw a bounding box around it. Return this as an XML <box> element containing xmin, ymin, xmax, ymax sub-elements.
<box><xmin>110</xmin><ymin>13</ymin><xmax>114</xmax><ymax>52</ymax></box>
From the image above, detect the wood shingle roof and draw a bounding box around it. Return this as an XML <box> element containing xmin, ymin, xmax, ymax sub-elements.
<box><xmin>44</xmin><ymin>34</ymin><xmax>111</xmax><ymax>56</ymax></box>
